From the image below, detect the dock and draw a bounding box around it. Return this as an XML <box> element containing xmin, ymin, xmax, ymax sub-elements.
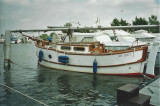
<box><xmin>140</xmin><ymin>77</ymin><xmax>160</xmax><ymax>106</ymax></box>
<box><xmin>116</xmin><ymin>76</ymin><xmax>160</xmax><ymax>106</ymax></box>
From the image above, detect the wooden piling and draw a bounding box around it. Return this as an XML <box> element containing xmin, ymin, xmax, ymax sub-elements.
<box><xmin>4</xmin><ymin>30</ymin><xmax>11</xmax><ymax>69</ymax></box>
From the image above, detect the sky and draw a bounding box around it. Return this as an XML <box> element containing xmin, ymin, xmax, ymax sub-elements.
<box><xmin>0</xmin><ymin>0</ymin><xmax>159</xmax><ymax>35</ymax></box>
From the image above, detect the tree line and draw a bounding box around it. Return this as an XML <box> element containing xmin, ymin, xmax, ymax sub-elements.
<box><xmin>40</xmin><ymin>15</ymin><xmax>159</xmax><ymax>39</ymax></box>
<box><xmin>35</xmin><ymin>15</ymin><xmax>160</xmax><ymax>40</ymax></box>
<box><xmin>111</xmin><ymin>15</ymin><xmax>159</xmax><ymax>33</ymax></box>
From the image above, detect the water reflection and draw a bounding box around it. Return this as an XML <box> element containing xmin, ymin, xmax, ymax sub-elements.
<box><xmin>37</xmin><ymin>66</ymin><xmax>54</xmax><ymax>84</ymax></box>
<box><xmin>4</xmin><ymin>69</ymin><xmax>12</xmax><ymax>95</ymax></box>
<box><xmin>37</xmin><ymin>71</ymin><xmax>46</xmax><ymax>83</ymax></box>
<box><xmin>57</xmin><ymin>75</ymin><xmax>70</xmax><ymax>94</ymax></box>
<box><xmin>35</xmin><ymin>66</ymin><xmax>148</xmax><ymax>105</ymax></box>
<box><xmin>2</xmin><ymin>69</ymin><xmax>13</xmax><ymax>105</ymax></box>
<box><xmin>92</xmin><ymin>74</ymin><xmax>97</xmax><ymax>90</ymax></box>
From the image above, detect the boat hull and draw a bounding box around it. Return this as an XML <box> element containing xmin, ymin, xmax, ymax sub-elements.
<box><xmin>39</xmin><ymin>60</ymin><xmax>145</xmax><ymax>75</ymax></box>
<box><xmin>36</xmin><ymin>46</ymin><xmax>146</xmax><ymax>75</ymax></box>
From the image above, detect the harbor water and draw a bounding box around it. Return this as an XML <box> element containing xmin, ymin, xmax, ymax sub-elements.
<box><xmin>0</xmin><ymin>44</ymin><xmax>153</xmax><ymax>106</ymax></box>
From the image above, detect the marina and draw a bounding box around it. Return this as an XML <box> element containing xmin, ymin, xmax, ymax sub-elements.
<box><xmin>3</xmin><ymin>25</ymin><xmax>159</xmax><ymax>77</ymax></box>
<box><xmin>0</xmin><ymin>0</ymin><xmax>160</xmax><ymax>105</ymax></box>
<box><xmin>0</xmin><ymin>25</ymin><xmax>160</xmax><ymax>105</ymax></box>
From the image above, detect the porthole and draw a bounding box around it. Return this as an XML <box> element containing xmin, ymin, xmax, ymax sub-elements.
<box><xmin>48</xmin><ymin>54</ymin><xmax>52</xmax><ymax>59</ymax></box>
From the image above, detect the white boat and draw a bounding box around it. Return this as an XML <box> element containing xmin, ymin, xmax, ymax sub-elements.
<box><xmin>0</xmin><ymin>34</ymin><xmax>5</xmax><ymax>43</ymax></box>
<box><xmin>0</xmin><ymin>39</ymin><xmax>4</xmax><ymax>43</ymax></box>
<box><xmin>10</xmin><ymin>36</ymin><xmax>21</xmax><ymax>44</ymax></box>
<box><xmin>25</xmin><ymin>34</ymin><xmax>148</xmax><ymax>76</ymax></box>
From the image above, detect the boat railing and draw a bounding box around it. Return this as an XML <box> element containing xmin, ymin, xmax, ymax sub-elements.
<box><xmin>126</xmin><ymin>45</ymin><xmax>147</xmax><ymax>50</ymax></box>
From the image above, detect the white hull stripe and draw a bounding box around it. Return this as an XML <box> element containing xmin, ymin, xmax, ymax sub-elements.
<box><xmin>41</xmin><ymin>59</ymin><xmax>143</xmax><ymax>67</ymax></box>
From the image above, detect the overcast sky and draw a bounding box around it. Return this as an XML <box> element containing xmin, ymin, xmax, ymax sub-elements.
<box><xmin>0</xmin><ymin>0</ymin><xmax>159</xmax><ymax>34</ymax></box>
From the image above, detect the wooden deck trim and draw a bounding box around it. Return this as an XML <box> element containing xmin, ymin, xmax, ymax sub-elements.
<box><xmin>35</xmin><ymin>44</ymin><xmax>147</xmax><ymax>56</ymax></box>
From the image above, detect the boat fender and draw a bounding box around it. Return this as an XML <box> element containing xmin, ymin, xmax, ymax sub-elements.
<box><xmin>39</xmin><ymin>51</ymin><xmax>43</xmax><ymax>62</ymax></box>
<box><xmin>93</xmin><ymin>59</ymin><xmax>97</xmax><ymax>74</ymax></box>
<box><xmin>58</xmin><ymin>59</ymin><xmax>69</xmax><ymax>63</ymax></box>
<box><xmin>58</xmin><ymin>56</ymin><xmax>69</xmax><ymax>60</ymax></box>
<box><xmin>58</xmin><ymin>56</ymin><xmax>69</xmax><ymax>63</ymax></box>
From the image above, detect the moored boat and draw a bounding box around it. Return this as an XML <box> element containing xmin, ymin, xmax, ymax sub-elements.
<box><xmin>26</xmin><ymin>34</ymin><xmax>148</xmax><ymax>76</ymax></box>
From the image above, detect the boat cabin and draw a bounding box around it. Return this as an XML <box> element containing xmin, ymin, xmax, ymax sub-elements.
<box><xmin>35</xmin><ymin>39</ymin><xmax>106</xmax><ymax>54</ymax></box>
<box><xmin>56</xmin><ymin>42</ymin><xmax>105</xmax><ymax>54</ymax></box>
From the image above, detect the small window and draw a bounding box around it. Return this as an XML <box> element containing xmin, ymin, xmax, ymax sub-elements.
<box><xmin>48</xmin><ymin>54</ymin><xmax>52</xmax><ymax>59</ymax></box>
<box><xmin>61</xmin><ymin>46</ymin><xmax>71</xmax><ymax>50</ymax></box>
<box><xmin>74</xmin><ymin>47</ymin><xmax>85</xmax><ymax>51</ymax></box>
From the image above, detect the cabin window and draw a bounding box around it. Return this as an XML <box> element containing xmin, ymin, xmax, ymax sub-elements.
<box><xmin>61</xmin><ymin>46</ymin><xmax>71</xmax><ymax>50</ymax></box>
<box><xmin>48</xmin><ymin>54</ymin><xmax>52</xmax><ymax>59</ymax></box>
<box><xmin>74</xmin><ymin>47</ymin><xmax>85</xmax><ymax>51</ymax></box>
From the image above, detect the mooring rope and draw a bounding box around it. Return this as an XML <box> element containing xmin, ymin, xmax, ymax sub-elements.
<box><xmin>10</xmin><ymin>60</ymin><xmax>37</xmax><ymax>70</ymax></box>
<box><xmin>0</xmin><ymin>82</ymin><xmax>48</xmax><ymax>106</ymax></box>
<box><xmin>139</xmin><ymin>75</ymin><xmax>160</xmax><ymax>89</ymax></box>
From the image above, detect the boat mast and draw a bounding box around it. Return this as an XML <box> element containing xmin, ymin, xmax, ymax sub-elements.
<box><xmin>67</xmin><ymin>28</ymin><xmax>73</xmax><ymax>43</ymax></box>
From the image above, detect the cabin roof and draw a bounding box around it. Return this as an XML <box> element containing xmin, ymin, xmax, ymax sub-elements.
<box><xmin>133</xmin><ymin>33</ymin><xmax>155</xmax><ymax>38</ymax></box>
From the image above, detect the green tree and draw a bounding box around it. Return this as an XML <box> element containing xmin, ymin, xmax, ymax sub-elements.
<box><xmin>132</xmin><ymin>17</ymin><xmax>148</xmax><ymax>31</ymax></box>
<box><xmin>111</xmin><ymin>18</ymin><xmax>130</xmax><ymax>26</ymax></box>
<box><xmin>0</xmin><ymin>34</ymin><xmax>4</xmax><ymax>39</ymax></box>
<box><xmin>50</xmin><ymin>32</ymin><xmax>55</xmax><ymax>37</ymax></box>
<box><xmin>132</xmin><ymin>16</ymin><xmax>148</xmax><ymax>25</ymax></box>
<box><xmin>120</xmin><ymin>18</ymin><xmax>131</xmax><ymax>26</ymax></box>
<box><xmin>149</xmin><ymin>15</ymin><xmax>159</xmax><ymax>25</ymax></box>
<box><xmin>148</xmin><ymin>15</ymin><xmax>159</xmax><ymax>33</ymax></box>
<box><xmin>40</xmin><ymin>34</ymin><xmax>49</xmax><ymax>40</ymax></box>
<box><xmin>64</xmin><ymin>22</ymin><xmax>72</xmax><ymax>27</ymax></box>
<box><xmin>111</xmin><ymin>18</ymin><xmax>131</xmax><ymax>31</ymax></box>
<box><xmin>111</xmin><ymin>18</ymin><xmax>120</xmax><ymax>26</ymax></box>
<box><xmin>62</xmin><ymin>23</ymin><xmax>72</xmax><ymax>33</ymax></box>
